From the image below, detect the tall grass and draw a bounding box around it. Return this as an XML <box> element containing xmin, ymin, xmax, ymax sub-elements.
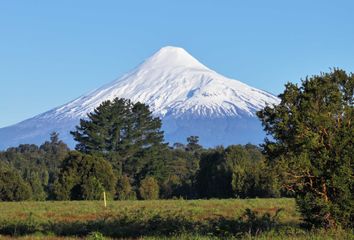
<box><xmin>0</xmin><ymin>199</ymin><xmax>352</xmax><ymax>239</ymax></box>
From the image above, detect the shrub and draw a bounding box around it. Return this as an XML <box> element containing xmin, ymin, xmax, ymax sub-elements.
<box><xmin>139</xmin><ymin>176</ymin><xmax>159</xmax><ymax>200</ymax></box>
<box><xmin>53</xmin><ymin>151</ymin><xmax>116</xmax><ymax>200</ymax></box>
<box><xmin>115</xmin><ymin>175</ymin><xmax>136</xmax><ymax>200</ymax></box>
<box><xmin>0</xmin><ymin>161</ymin><xmax>32</xmax><ymax>201</ymax></box>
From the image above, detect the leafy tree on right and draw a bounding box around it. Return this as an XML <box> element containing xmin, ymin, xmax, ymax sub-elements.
<box><xmin>257</xmin><ymin>69</ymin><xmax>353</xmax><ymax>228</ymax></box>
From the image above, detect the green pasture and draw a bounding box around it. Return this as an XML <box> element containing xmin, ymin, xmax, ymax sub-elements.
<box><xmin>0</xmin><ymin>199</ymin><xmax>351</xmax><ymax>239</ymax></box>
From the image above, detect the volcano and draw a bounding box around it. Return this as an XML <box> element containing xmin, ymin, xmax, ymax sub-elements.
<box><xmin>0</xmin><ymin>46</ymin><xmax>279</xmax><ymax>149</ymax></box>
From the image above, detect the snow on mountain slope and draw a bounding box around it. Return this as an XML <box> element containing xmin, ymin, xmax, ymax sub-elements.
<box><xmin>0</xmin><ymin>46</ymin><xmax>279</xmax><ymax>149</ymax></box>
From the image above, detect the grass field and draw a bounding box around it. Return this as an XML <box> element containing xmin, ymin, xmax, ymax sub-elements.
<box><xmin>0</xmin><ymin>199</ymin><xmax>352</xmax><ymax>239</ymax></box>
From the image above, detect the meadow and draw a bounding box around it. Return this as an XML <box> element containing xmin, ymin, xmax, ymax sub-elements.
<box><xmin>0</xmin><ymin>198</ymin><xmax>352</xmax><ymax>239</ymax></box>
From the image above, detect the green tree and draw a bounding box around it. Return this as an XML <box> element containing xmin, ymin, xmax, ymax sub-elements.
<box><xmin>0</xmin><ymin>133</ymin><xmax>70</xmax><ymax>201</ymax></box>
<box><xmin>139</xmin><ymin>176</ymin><xmax>159</xmax><ymax>200</ymax></box>
<box><xmin>40</xmin><ymin>132</ymin><xmax>69</xmax><ymax>199</ymax></box>
<box><xmin>71</xmin><ymin>98</ymin><xmax>168</xmax><ymax>185</ymax></box>
<box><xmin>0</xmin><ymin>161</ymin><xmax>32</xmax><ymax>201</ymax></box>
<box><xmin>25</xmin><ymin>170</ymin><xmax>47</xmax><ymax>201</ymax></box>
<box><xmin>115</xmin><ymin>175</ymin><xmax>135</xmax><ymax>200</ymax></box>
<box><xmin>54</xmin><ymin>151</ymin><xmax>116</xmax><ymax>200</ymax></box>
<box><xmin>196</xmin><ymin>147</ymin><xmax>232</xmax><ymax>198</ymax></box>
<box><xmin>196</xmin><ymin>145</ymin><xmax>278</xmax><ymax>199</ymax></box>
<box><xmin>40</xmin><ymin>132</ymin><xmax>69</xmax><ymax>171</ymax></box>
<box><xmin>228</xmin><ymin>145</ymin><xmax>279</xmax><ymax>198</ymax></box>
<box><xmin>81</xmin><ymin>176</ymin><xmax>105</xmax><ymax>200</ymax></box>
<box><xmin>161</xmin><ymin>141</ymin><xmax>202</xmax><ymax>199</ymax></box>
<box><xmin>186</xmin><ymin>136</ymin><xmax>202</xmax><ymax>153</ymax></box>
<box><xmin>160</xmin><ymin>174</ymin><xmax>183</xmax><ymax>199</ymax></box>
<box><xmin>257</xmin><ymin>69</ymin><xmax>353</xmax><ymax>228</ymax></box>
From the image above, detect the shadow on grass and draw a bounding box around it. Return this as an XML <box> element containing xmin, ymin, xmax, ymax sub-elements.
<box><xmin>0</xmin><ymin>208</ymin><xmax>297</xmax><ymax>238</ymax></box>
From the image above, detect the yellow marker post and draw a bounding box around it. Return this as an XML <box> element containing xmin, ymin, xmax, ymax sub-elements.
<box><xmin>103</xmin><ymin>191</ymin><xmax>107</xmax><ymax>208</ymax></box>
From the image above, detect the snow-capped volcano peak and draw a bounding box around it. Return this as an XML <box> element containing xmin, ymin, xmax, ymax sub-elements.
<box><xmin>40</xmin><ymin>46</ymin><xmax>279</xmax><ymax>120</ymax></box>
<box><xmin>139</xmin><ymin>46</ymin><xmax>209</xmax><ymax>70</ymax></box>
<box><xmin>0</xmin><ymin>46</ymin><xmax>280</xmax><ymax>149</ymax></box>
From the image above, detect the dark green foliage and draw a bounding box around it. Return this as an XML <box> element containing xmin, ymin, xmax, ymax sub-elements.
<box><xmin>197</xmin><ymin>147</ymin><xmax>232</xmax><ymax>198</ymax></box>
<box><xmin>115</xmin><ymin>175</ymin><xmax>135</xmax><ymax>200</ymax></box>
<box><xmin>0</xmin><ymin>133</ymin><xmax>69</xmax><ymax>201</ymax></box>
<box><xmin>71</xmin><ymin>98</ymin><xmax>168</xmax><ymax>188</ymax></box>
<box><xmin>139</xmin><ymin>176</ymin><xmax>159</xmax><ymax>200</ymax></box>
<box><xmin>25</xmin><ymin>170</ymin><xmax>47</xmax><ymax>201</ymax></box>
<box><xmin>257</xmin><ymin>69</ymin><xmax>354</xmax><ymax>228</ymax></box>
<box><xmin>54</xmin><ymin>151</ymin><xmax>116</xmax><ymax>200</ymax></box>
<box><xmin>0</xmin><ymin>161</ymin><xmax>32</xmax><ymax>201</ymax></box>
<box><xmin>81</xmin><ymin>176</ymin><xmax>105</xmax><ymax>200</ymax></box>
<box><xmin>0</xmin><ymin>108</ymin><xmax>283</xmax><ymax>202</ymax></box>
<box><xmin>196</xmin><ymin>145</ymin><xmax>278</xmax><ymax>199</ymax></box>
<box><xmin>40</xmin><ymin>132</ymin><xmax>70</xmax><ymax>175</ymax></box>
<box><xmin>186</xmin><ymin>136</ymin><xmax>203</xmax><ymax>153</ymax></box>
<box><xmin>0</xmin><ymin>127</ymin><xmax>280</xmax><ymax>202</ymax></box>
<box><xmin>229</xmin><ymin>144</ymin><xmax>280</xmax><ymax>198</ymax></box>
<box><xmin>161</xmin><ymin>137</ymin><xmax>202</xmax><ymax>199</ymax></box>
<box><xmin>160</xmin><ymin>174</ymin><xmax>183</xmax><ymax>199</ymax></box>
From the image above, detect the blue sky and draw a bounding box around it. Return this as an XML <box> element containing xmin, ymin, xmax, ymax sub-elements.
<box><xmin>1</xmin><ymin>0</ymin><xmax>353</xmax><ymax>127</ymax></box>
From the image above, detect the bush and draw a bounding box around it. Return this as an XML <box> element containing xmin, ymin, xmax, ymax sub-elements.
<box><xmin>53</xmin><ymin>151</ymin><xmax>116</xmax><ymax>200</ymax></box>
<box><xmin>139</xmin><ymin>176</ymin><xmax>159</xmax><ymax>200</ymax></box>
<box><xmin>87</xmin><ymin>231</ymin><xmax>106</xmax><ymax>240</ymax></box>
<box><xmin>115</xmin><ymin>175</ymin><xmax>136</xmax><ymax>200</ymax></box>
<box><xmin>0</xmin><ymin>161</ymin><xmax>32</xmax><ymax>201</ymax></box>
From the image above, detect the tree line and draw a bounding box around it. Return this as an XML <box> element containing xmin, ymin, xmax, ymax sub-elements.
<box><xmin>0</xmin><ymin>133</ymin><xmax>280</xmax><ymax>201</ymax></box>
<box><xmin>0</xmin><ymin>69</ymin><xmax>352</xmax><ymax>229</ymax></box>
<box><xmin>0</xmin><ymin>99</ymin><xmax>281</xmax><ymax>201</ymax></box>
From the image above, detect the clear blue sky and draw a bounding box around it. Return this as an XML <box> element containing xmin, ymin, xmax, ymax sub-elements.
<box><xmin>1</xmin><ymin>0</ymin><xmax>353</xmax><ymax>127</ymax></box>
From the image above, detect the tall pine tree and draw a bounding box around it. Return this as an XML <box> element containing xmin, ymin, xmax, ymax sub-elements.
<box><xmin>71</xmin><ymin>98</ymin><xmax>167</xmax><ymax>184</ymax></box>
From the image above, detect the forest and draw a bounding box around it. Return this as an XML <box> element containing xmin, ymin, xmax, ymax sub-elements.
<box><xmin>0</xmin><ymin>132</ymin><xmax>281</xmax><ymax>202</ymax></box>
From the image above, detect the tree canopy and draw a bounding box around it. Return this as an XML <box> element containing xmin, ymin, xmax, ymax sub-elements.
<box><xmin>71</xmin><ymin>98</ymin><xmax>164</xmax><ymax>155</ymax></box>
<box><xmin>0</xmin><ymin>161</ymin><xmax>32</xmax><ymax>201</ymax></box>
<box><xmin>53</xmin><ymin>151</ymin><xmax>116</xmax><ymax>200</ymax></box>
<box><xmin>196</xmin><ymin>145</ymin><xmax>278</xmax><ymax>199</ymax></box>
<box><xmin>0</xmin><ymin>133</ymin><xmax>69</xmax><ymax>200</ymax></box>
<box><xmin>71</xmin><ymin>98</ymin><xmax>168</xmax><ymax>186</ymax></box>
<box><xmin>257</xmin><ymin>69</ymin><xmax>353</xmax><ymax>228</ymax></box>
